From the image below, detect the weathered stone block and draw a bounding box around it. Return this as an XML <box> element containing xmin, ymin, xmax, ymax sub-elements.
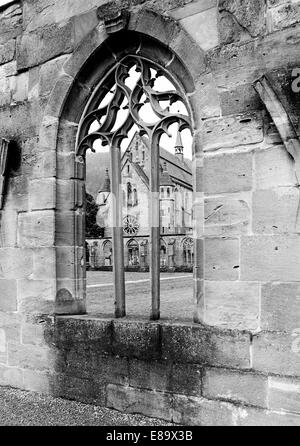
<box><xmin>171</xmin><ymin>363</ymin><xmax>202</xmax><ymax>397</ymax></box>
<box><xmin>23</xmin><ymin>369</ymin><xmax>50</xmax><ymax>393</ymax></box>
<box><xmin>32</xmin><ymin>247</ymin><xmax>56</xmax><ymax>280</ymax></box>
<box><xmin>51</xmin><ymin>373</ymin><xmax>106</xmax><ymax>406</ymax></box>
<box><xmin>0</xmin><ymin>248</ymin><xmax>33</xmax><ymax>279</ymax></box>
<box><xmin>270</xmin><ymin>1</ymin><xmax>300</xmax><ymax>31</ymax></box>
<box><xmin>202</xmin><ymin>113</ymin><xmax>263</xmax><ymax>152</ymax></box>
<box><xmin>39</xmin><ymin>116</ymin><xmax>59</xmax><ymax>152</ymax></box>
<box><xmin>129</xmin><ymin>359</ymin><xmax>172</xmax><ymax>393</ymax></box>
<box><xmin>261</xmin><ymin>283</ymin><xmax>300</xmax><ymax>333</ymax></box>
<box><xmin>56</xmin><ymin>179</ymin><xmax>83</xmax><ymax>210</ymax></box>
<box><xmin>0</xmin><ymin>38</ymin><xmax>15</xmax><ymax>66</ymax></box>
<box><xmin>21</xmin><ymin>323</ymin><xmax>46</xmax><ymax>346</ymax></box>
<box><xmin>205</xmin><ymin>238</ymin><xmax>240</xmax><ymax>281</ymax></box>
<box><xmin>17</xmin><ymin>279</ymin><xmax>56</xmax><ymax>314</ymax></box>
<box><xmin>96</xmin><ymin>356</ymin><xmax>129</xmax><ymax>386</ymax></box>
<box><xmin>204</xmin><ymin>152</ymin><xmax>253</xmax><ymax>195</ymax></box>
<box><xmin>0</xmin><ymin>3</ymin><xmax>22</xmax><ymax>45</ymax></box>
<box><xmin>161</xmin><ymin>323</ymin><xmax>251</xmax><ymax>368</ymax></box>
<box><xmin>219</xmin><ymin>0</ymin><xmax>266</xmax><ymax>38</ymax></box>
<box><xmin>54</xmin><ymin>316</ymin><xmax>112</xmax><ymax>354</ymax></box>
<box><xmin>252</xmin><ymin>188</ymin><xmax>299</xmax><ymax>234</ymax></box>
<box><xmin>0</xmin><ymin>311</ymin><xmax>21</xmax><ymax>343</ymax></box>
<box><xmin>39</xmin><ymin>55</ymin><xmax>69</xmax><ymax>98</ymax></box>
<box><xmin>107</xmin><ymin>384</ymin><xmax>173</xmax><ymax>422</ymax></box>
<box><xmin>0</xmin><ymin>210</ymin><xmax>18</xmax><ymax>247</ymax></box>
<box><xmin>235</xmin><ymin>405</ymin><xmax>300</xmax><ymax>426</ymax></box>
<box><xmin>204</xmin><ymin>281</ymin><xmax>260</xmax><ymax>331</ymax></box>
<box><xmin>203</xmin><ymin>368</ymin><xmax>267</xmax><ymax>408</ymax></box>
<box><xmin>173</xmin><ymin>394</ymin><xmax>234</xmax><ymax>426</ymax></box>
<box><xmin>205</xmin><ymin>195</ymin><xmax>250</xmax><ymax>236</ymax></box>
<box><xmin>0</xmin><ymin>101</ymin><xmax>40</xmax><ymax>141</ymax></box>
<box><xmin>241</xmin><ymin>235</ymin><xmax>300</xmax><ymax>281</ymax></box>
<box><xmin>17</xmin><ymin>21</ymin><xmax>74</xmax><ymax>70</ymax></box>
<box><xmin>0</xmin><ymin>364</ymin><xmax>23</xmax><ymax>388</ymax></box>
<box><xmin>268</xmin><ymin>376</ymin><xmax>300</xmax><ymax>414</ymax></box>
<box><xmin>29</xmin><ymin>178</ymin><xmax>56</xmax><ymax>210</ymax></box>
<box><xmin>179</xmin><ymin>6</ymin><xmax>219</xmax><ymax>51</ymax></box>
<box><xmin>57</xmin><ymin>119</ymin><xmax>78</xmax><ymax>153</ymax></box>
<box><xmin>252</xmin><ymin>332</ymin><xmax>300</xmax><ymax>376</ymax></box>
<box><xmin>190</xmin><ymin>74</ymin><xmax>221</xmax><ymax>122</ymax></box>
<box><xmin>0</xmin><ymin>279</ymin><xmax>17</xmax><ymax>312</ymax></box>
<box><xmin>8</xmin><ymin>342</ymin><xmax>55</xmax><ymax>371</ymax></box>
<box><xmin>18</xmin><ymin>211</ymin><xmax>55</xmax><ymax>248</ymax></box>
<box><xmin>11</xmin><ymin>72</ymin><xmax>29</xmax><ymax>103</ymax></box>
<box><xmin>55</xmin><ymin>211</ymin><xmax>83</xmax><ymax>246</ymax></box>
<box><xmin>112</xmin><ymin>320</ymin><xmax>160</xmax><ymax>361</ymax></box>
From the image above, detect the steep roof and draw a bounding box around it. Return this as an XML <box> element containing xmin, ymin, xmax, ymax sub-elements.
<box><xmin>121</xmin><ymin>132</ymin><xmax>193</xmax><ymax>190</ymax></box>
<box><xmin>160</xmin><ymin>161</ymin><xmax>175</xmax><ymax>187</ymax></box>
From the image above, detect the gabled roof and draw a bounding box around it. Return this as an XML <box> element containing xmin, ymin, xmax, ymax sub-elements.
<box><xmin>121</xmin><ymin>132</ymin><xmax>192</xmax><ymax>190</ymax></box>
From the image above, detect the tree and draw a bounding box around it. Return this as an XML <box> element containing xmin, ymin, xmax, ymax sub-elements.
<box><xmin>85</xmin><ymin>192</ymin><xmax>104</xmax><ymax>238</ymax></box>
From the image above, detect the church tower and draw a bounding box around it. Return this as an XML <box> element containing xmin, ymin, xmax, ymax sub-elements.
<box><xmin>174</xmin><ymin>129</ymin><xmax>184</xmax><ymax>163</ymax></box>
<box><xmin>160</xmin><ymin>162</ymin><xmax>175</xmax><ymax>234</ymax></box>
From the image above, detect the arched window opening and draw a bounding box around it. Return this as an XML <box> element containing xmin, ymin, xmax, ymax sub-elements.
<box><xmin>127</xmin><ymin>239</ymin><xmax>140</xmax><ymax>266</ymax></box>
<box><xmin>103</xmin><ymin>240</ymin><xmax>113</xmax><ymax>267</ymax></box>
<box><xmin>133</xmin><ymin>188</ymin><xmax>138</xmax><ymax>206</ymax></box>
<box><xmin>77</xmin><ymin>53</ymin><xmax>193</xmax><ymax>320</ymax></box>
<box><xmin>160</xmin><ymin>243</ymin><xmax>167</xmax><ymax>268</ymax></box>
<box><xmin>183</xmin><ymin>238</ymin><xmax>194</xmax><ymax>269</ymax></box>
<box><xmin>127</xmin><ymin>182</ymin><xmax>133</xmax><ymax>207</ymax></box>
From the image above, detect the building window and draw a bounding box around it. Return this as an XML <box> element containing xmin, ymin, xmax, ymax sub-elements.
<box><xmin>127</xmin><ymin>182</ymin><xmax>133</xmax><ymax>206</ymax></box>
<box><xmin>127</xmin><ymin>239</ymin><xmax>140</xmax><ymax>266</ymax></box>
<box><xmin>76</xmin><ymin>55</ymin><xmax>192</xmax><ymax>319</ymax></box>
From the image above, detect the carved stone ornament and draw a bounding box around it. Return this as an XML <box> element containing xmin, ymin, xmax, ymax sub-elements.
<box><xmin>97</xmin><ymin>7</ymin><xmax>129</xmax><ymax>34</ymax></box>
<box><xmin>76</xmin><ymin>55</ymin><xmax>191</xmax><ymax>158</ymax></box>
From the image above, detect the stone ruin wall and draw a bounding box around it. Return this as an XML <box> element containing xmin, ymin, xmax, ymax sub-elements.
<box><xmin>0</xmin><ymin>0</ymin><xmax>299</xmax><ymax>425</ymax></box>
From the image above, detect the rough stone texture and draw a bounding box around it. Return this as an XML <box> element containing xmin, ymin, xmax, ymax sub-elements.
<box><xmin>203</xmin><ymin>368</ymin><xmax>268</xmax><ymax>408</ymax></box>
<box><xmin>204</xmin><ymin>152</ymin><xmax>253</xmax><ymax>195</ymax></box>
<box><xmin>205</xmin><ymin>238</ymin><xmax>240</xmax><ymax>281</ymax></box>
<box><xmin>18</xmin><ymin>211</ymin><xmax>55</xmax><ymax>248</ymax></box>
<box><xmin>161</xmin><ymin>323</ymin><xmax>251</xmax><ymax>369</ymax></box>
<box><xmin>254</xmin><ymin>146</ymin><xmax>297</xmax><ymax>189</ymax></box>
<box><xmin>204</xmin><ymin>281</ymin><xmax>259</xmax><ymax>331</ymax></box>
<box><xmin>252</xmin><ymin>188</ymin><xmax>300</xmax><ymax>234</ymax></box>
<box><xmin>16</xmin><ymin>21</ymin><xmax>74</xmax><ymax>71</ymax></box>
<box><xmin>252</xmin><ymin>332</ymin><xmax>300</xmax><ymax>377</ymax></box>
<box><xmin>241</xmin><ymin>235</ymin><xmax>300</xmax><ymax>282</ymax></box>
<box><xmin>205</xmin><ymin>195</ymin><xmax>251</xmax><ymax>236</ymax></box>
<box><xmin>268</xmin><ymin>376</ymin><xmax>300</xmax><ymax>414</ymax></box>
<box><xmin>261</xmin><ymin>283</ymin><xmax>300</xmax><ymax>333</ymax></box>
<box><xmin>201</xmin><ymin>113</ymin><xmax>263</xmax><ymax>152</ymax></box>
<box><xmin>219</xmin><ymin>0</ymin><xmax>266</xmax><ymax>40</ymax></box>
<box><xmin>172</xmin><ymin>394</ymin><xmax>234</xmax><ymax>426</ymax></box>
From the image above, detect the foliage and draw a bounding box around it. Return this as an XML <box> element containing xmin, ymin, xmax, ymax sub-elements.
<box><xmin>85</xmin><ymin>192</ymin><xmax>104</xmax><ymax>238</ymax></box>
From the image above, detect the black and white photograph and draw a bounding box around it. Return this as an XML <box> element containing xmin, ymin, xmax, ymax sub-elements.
<box><xmin>0</xmin><ymin>0</ymin><xmax>299</xmax><ymax>429</ymax></box>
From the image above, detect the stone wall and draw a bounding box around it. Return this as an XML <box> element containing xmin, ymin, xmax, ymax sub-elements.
<box><xmin>46</xmin><ymin>316</ymin><xmax>300</xmax><ymax>426</ymax></box>
<box><xmin>0</xmin><ymin>0</ymin><xmax>299</xmax><ymax>425</ymax></box>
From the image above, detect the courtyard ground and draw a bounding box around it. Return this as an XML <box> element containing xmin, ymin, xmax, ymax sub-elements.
<box><xmin>87</xmin><ymin>271</ymin><xmax>194</xmax><ymax>321</ymax></box>
<box><xmin>0</xmin><ymin>386</ymin><xmax>172</xmax><ymax>426</ymax></box>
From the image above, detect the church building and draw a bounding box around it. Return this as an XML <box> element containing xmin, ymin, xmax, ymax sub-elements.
<box><xmin>87</xmin><ymin>132</ymin><xmax>194</xmax><ymax>271</ymax></box>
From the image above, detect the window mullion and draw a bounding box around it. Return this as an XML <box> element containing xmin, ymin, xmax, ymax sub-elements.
<box><xmin>150</xmin><ymin>136</ymin><xmax>160</xmax><ymax>321</ymax></box>
<box><xmin>110</xmin><ymin>144</ymin><xmax>126</xmax><ymax>318</ymax></box>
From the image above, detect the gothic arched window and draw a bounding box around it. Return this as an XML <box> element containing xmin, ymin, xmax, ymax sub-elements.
<box><xmin>76</xmin><ymin>55</ymin><xmax>192</xmax><ymax>320</ymax></box>
<box><xmin>127</xmin><ymin>182</ymin><xmax>133</xmax><ymax>206</ymax></box>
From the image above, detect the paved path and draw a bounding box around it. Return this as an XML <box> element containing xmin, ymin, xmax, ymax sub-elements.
<box><xmin>0</xmin><ymin>387</ymin><xmax>171</xmax><ymax>426</ymax></box>
<box><xmin>87</xmin><ymin>271</ymin><xmax>194</xmax><ymax>321</ymax></box>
